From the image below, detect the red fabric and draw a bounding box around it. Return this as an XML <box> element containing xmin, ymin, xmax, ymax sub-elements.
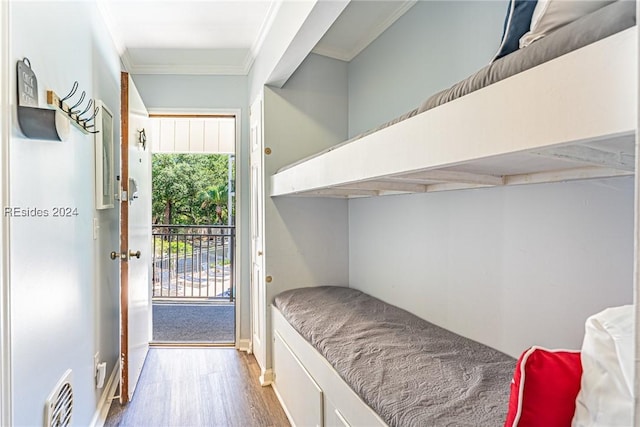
<box><xmin>504</xmin><ymin>347</ymin><xmax>582</xmax><ymax>427</ymax></box>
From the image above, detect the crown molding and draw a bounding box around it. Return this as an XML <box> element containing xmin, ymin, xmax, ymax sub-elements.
<box><xmin>241</xmin><ymin>0</ymin><xmax>282</xmax><ymax>75</ymax></box>
<box><xmin>241</xmin><ymin>50</ymin><xmax>256</xmax><ymax>76</ymax></box>
<box><xmin>96</xmin><ymin>0</ymin><xmax>135</xmax><ymax>73</ymax></box>
<box><xmin>127</xmin><ymin>62</ymin><xmax>248</xmax><ymax>76</ymax></box>
<box><xmin>96</xmin><ymin>0</ymin><xmax>125</xmax><ymax>56</ymax></box>
<box><xmin>120</xmin><ymin>49</ymin><xmax>135</xmax><ymax>74</ymax></box>
<box><xmin>250</xmin><ymin>0</ymin><xmax>282</xmax><ymax>63</ymax></box>
<box><xmin>97</xmin><ymin>0</ymin><xmax>281</xmax><ymax>76</ymax></box>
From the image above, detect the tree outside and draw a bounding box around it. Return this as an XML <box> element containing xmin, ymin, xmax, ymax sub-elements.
<box><xmin>152</xmin><ymin>153</ymin><xmax>234</xmax><ymax>225</ymax></box>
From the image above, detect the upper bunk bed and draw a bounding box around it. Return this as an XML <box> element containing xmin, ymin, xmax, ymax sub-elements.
<box><xmin>271</xmin><ymin>1</ymin><xmax>637</xmax><ymax>198</ymax></box>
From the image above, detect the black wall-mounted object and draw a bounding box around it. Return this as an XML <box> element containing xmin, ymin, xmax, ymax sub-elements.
<box><xmin>16</xmin><ymin>58</ymin><xmax>98</xmax><ymax>141</ymax></box>
<box><xmin>16</xmin><ymin>57</ymin><xmax>69</xmax><ymax>141</ymax></box>
<box><xmin>17</xmin><ymin>105</ymin><xmax>70</xmax><ymax>141</ymax></box>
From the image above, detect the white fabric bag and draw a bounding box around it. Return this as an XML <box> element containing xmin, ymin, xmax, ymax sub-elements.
<box><xmin>572</xmin><ymin>305</ymin><xmax>633</xmax><ymax>426</ymax></box>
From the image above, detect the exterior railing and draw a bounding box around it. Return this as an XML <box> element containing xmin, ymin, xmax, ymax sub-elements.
<box><xmin>152</xmin><ymin>225</ymin><xmax>235</xmax><ymax>301</ymax></box>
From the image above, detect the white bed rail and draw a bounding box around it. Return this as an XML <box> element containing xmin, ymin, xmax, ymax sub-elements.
<box><xmin>271</xmin><ymin>27</ymin><xmax>637</xmax><ymax>198</ymax></box>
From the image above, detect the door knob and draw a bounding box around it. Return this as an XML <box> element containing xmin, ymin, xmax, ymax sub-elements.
<box><xmin>129</xmin><ymin>250</ymin><xmax>141</xmax><ymax>259</ymax></box>
<box><xmin>110</xmin><ymin>251</ymin><xmax>119</xmax><ymax>260</ymax></box>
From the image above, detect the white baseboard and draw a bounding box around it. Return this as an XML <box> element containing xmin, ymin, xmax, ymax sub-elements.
<box><xmin>90</xmin><ymin>363</ymin><xmax>120</xmax><ymax>427</ymax></box>
<box><xmin>236</xmin><ymin>338</ymin><xmax>252</xmax><ymax>353</ymax></box>
<box><xmin>259</xmin><ymin>368</ymin><xmax>274</xmax><ymax>386</ymax></box>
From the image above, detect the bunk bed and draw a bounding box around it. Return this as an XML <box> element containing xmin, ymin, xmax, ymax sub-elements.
<box><xmin>272</xmin><ymin>287</ymin><xmax>514</xmax><ymax>427</ymax></box>
<box><xmin>269</xmin><ymin>1</ymin><xmax>637</xmax><ymax>426</ymax></box>
<box><xmin>271</xmin><ymin>1</ymin><xmax>636</xmax><ymax>198</ymax></box>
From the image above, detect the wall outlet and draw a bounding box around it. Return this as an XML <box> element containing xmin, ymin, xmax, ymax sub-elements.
<box><xmin>93</xmin><ymin>352</ymin><xmax>99</xmax><ymax>375</ymax></box>
<box><xmin>93</xmin><ymin>352</ymin><xmax>103</xmax><ymax>389</ymax></box>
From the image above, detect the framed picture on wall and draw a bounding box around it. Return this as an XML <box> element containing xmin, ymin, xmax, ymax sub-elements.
<box><xmin>95</xmin><ymin>100</ymin><xmax>115</xmax><ymax>209</ymax></box>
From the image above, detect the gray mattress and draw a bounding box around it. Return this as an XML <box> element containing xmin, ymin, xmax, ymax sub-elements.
<box><xmin>278</xmin><ymin>0</ymin><xmax>635</xmax><ymax>174</ymax></box>
<box><xmin>418</xmin><ymin>0</ymin><xmax>635</xmax><ymax>114</ymax></box>
<box><xmin>274</xmin><ymin>286</ymin><xmax>515</xmax><ymax>427</ymax></box>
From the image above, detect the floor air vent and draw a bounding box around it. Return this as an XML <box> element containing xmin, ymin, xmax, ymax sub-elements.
<box><xmin>45</xmin><ymin>369</ymin><xmax>73</xmax><ymax>427</ymax></box>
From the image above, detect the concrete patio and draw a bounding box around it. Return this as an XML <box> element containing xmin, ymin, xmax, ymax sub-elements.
<box><xmin>152</xmin><ymin>302</ymin><xmax>235</xmax><ymax>344</ymax></box>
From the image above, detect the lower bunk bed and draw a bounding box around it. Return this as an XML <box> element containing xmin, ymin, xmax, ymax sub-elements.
<box><xmin>271</xmin><ymin>286</ymin><xmax>515</xmax><ymax>427</ymax></box>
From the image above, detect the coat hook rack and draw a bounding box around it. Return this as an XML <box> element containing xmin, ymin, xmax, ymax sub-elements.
<box><xmin>16</xmin><ymin>58</ymin><xmax>99</xmax><ymax>141</ymax></box>
<box><xmin>46</xmin><ymin>81</ymin><xmax>100</xmax><ymax>135</ymax></box>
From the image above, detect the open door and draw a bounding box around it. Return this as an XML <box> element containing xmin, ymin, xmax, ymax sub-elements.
<box><xmin>119</xmin><ymin>72</ymin><xmax>152</xmax><ymax>402</ymax></box>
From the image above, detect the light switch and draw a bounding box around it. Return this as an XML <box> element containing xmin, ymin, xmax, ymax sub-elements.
<box><xmin>93</xmin><ymin>218</ymin><xmax>99</xmax><ymax>240</ymax></box>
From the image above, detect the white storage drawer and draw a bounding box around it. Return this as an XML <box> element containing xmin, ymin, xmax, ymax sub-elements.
<box><xmin>273</xmin><ymin>330</ymin><xmax>323</xmax><ymax>427</ymax></box>
<box><xmin>272</xmin><ymin>306</ymin><xmax>387</xmax><ymax>427</ymax></box>
<box><xmin>324</xmin><ymin>398</ymin><xmax>351</xmax><ymax>427</ymax></box>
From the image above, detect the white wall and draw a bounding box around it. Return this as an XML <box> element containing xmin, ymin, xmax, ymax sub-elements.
<box><xmin>10</xmin><ymin>2</ymin><xmax>121</xmax><ymax>425</ymax></box>
<box><xmin>131</xmin><ymin>74</ymin><xmax>251</xmax><ymax>341</ymax></box>
<box><xmin>248</xmin><ymin>1</ymin><xmax>316</xmax><ymax>103</ymax></box>
<box><xmin>263</xmin><ymin>53</ymin><xmax>350</xmax><ymax>367</ymax></box>
<box><xmin>133</xmin><ymin>75</ymin><xmax>247</xmax><ymax>112</ymax></box>
<box><xmin>1</xmin><ymin>1</ymin><xmax>12</xmax><ymax>424</ymax></box>
<box><xmin>347</xmin><ymin>0</ymin><xmax>634</xmax><ymax>357</ymax></box>
<box><xmin>247</xmin><ymin>0</ymin><xmax>348</xmax><ymax>104</ymax></box>
<box><xmin>348</xmin><ymin>0</ymin><xmax>506</xmax><ymax>137</ymax></box>
<box><xmin>350</xmin><ymin>179</ymin><xmax>634</xmax><ymax>357</ymax></box>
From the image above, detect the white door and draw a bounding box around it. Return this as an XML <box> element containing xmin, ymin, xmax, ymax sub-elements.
<box><xmin>249</xmin><ymin>95</ymin><xmax>267</xmax><ymax>378</ymax></box>
<box><xmin>119</xmin><ymin>72</ymin><xmax>152</xmax><ymax>402</ymax></box>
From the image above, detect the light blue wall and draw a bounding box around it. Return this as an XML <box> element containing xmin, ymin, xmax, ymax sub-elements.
<box><xmin>263</xmin><ymin>53</ymin><xmax>350</xmax><ymax>368</ymax></box>
<box><xmin>266</xmin><ymin>54</ymin><xmax>349</xmax><ymax>167</ymax></box>
<box><xmin>348</xmin><ymin>0</ymin><xmax>506</xmax><ymax>137</ymax></box>
<box><xmin>10</xmin><ymin>2</ymin><xmax>122</xmax><ymax>425</ymax></box>
<box><xmin>247</xmin><ymin>0</ymin><xmax>317</xmax><ymax>103</ymax></box>
<box><xmin>346</xmin><ymin>1</ymin><xmax>634</xmax><ymax>357</ymax></box>
<box><xmin>132</xmin><ymin>75</ymin><xmax>247</xmax><ymax>111</ymax></box>
<box><xmin>349</xmin><ymin>178</ymin><xmax>634</xmax><ymax>357</ymax></box>
<box><xmin>131</xmin><ymin>74</ymin><xmax>251</xmax><ymax>341</ymax></box>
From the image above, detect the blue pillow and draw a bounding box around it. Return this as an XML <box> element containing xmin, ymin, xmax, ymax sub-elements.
<box><xmin>492</xmin><ymin>0</ymin><xmax>537</xmax><ymax>62</ymax></box>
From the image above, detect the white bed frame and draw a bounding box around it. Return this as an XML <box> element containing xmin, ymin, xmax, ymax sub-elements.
<box><xmin>269</xmin><ymin>25</ymin><xmax>639</xmax><ymax>425</ymax></box>
<box><xmin>271</xmin><ymin>306</ymin><xmax>386</xmax><ymax>427</ymax></box>
<box><xmin>271</xmin><ymin>28</ymin><xmax>636</xmax><ymax>198</ymax></box>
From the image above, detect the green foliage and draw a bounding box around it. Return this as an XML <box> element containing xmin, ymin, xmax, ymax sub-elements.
<box><xmin>154</xmin><ymin>237</ymin><xmax>193</xmax><ymax>256</ymax></box>
<box><xmin>198</xmin><ymin>183</ymin><xmax>228</xmax><ymax>224</ymax></box>
<box><xmin>152</xmin><ymin>153</ymin><xmax>233</xmax><ymax>225</ymax></box>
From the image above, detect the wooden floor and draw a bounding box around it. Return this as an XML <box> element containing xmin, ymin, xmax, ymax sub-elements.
<box><xmin>105</xmin><ymin>348</ymin><xmax>290</xmax><ymax>427</ymax></box>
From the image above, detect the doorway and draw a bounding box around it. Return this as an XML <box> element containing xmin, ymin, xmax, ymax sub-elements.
<box><xmin>148</xmin><ymin>114</ymin><xmax>237</xmax><ymax>346</ymax></box>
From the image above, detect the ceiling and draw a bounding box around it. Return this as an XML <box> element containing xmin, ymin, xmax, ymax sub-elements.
<box><xmin>312</xmin><ymin>1</ymin><xmax>416</xmax><ymax>62</ymax></box>
<box><xmin>98</xmin><ymin>0</ymin><xmax>416</xmax><ymax>75</ymax></box>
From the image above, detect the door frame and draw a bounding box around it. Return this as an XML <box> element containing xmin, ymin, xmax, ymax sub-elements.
<box><xmin>147</xmin><ymin>107</ymin><xmax>244</xmax><ymax>348</ymax></box>
<box><xmin>120</xmin><ymin>72</ymin><xmax>155</xmax><ymax>402</ymax></box>
<box><xmin>1</xmin><ymin>0</ymin><xmax>12</xmax><ymax>424</ymax></box>
<box><xmin>634</xmin><ymin>3</ymin><xmax>640</xmax><ymax>421</ymax></box>
<box><xmin>120</xmin><ymin>72</ymin><xmax>130</xmax><ymax>402</ymax></box>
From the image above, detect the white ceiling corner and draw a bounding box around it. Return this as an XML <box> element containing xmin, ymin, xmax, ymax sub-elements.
<box><xmin>312</xmin><ymin>0</ymin><xmax>417</xmax><ymax>62</ymax></box>
<box><xmin>97</xmin><ymin>0</ymin><xmax>416</xmax><ymax>75</ymax></box>
<box><xmin>98</xmin><ymin>0</ymin><xmax>279</xmax><ymax>75</ymax></box>
<box><xmin>245</xmin><ymin>0</ymin><xmax>282</xmax><ymax>72</ymax></box>
<box><xmin>120</xmin><ymin>49</ymin><xmax>134</xmax><ymax>73</ymax></box>
<box><xmin>96</xmin><ymin>0</ymin><xmax>125</xmax><ymax>56</ymax></box>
